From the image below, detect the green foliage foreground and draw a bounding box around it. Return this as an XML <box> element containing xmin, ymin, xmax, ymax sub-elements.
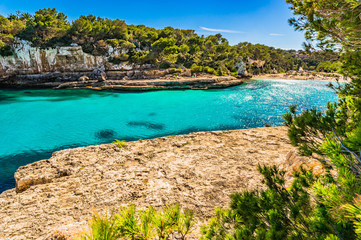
<box><xmin>202</xmin><ymin>1</ymin><xmax>361</xmax><ymax>238</ymax></box>
<box><xmin>200</xmin><ymin>166</ymin><xmax>348</xmax><ymax>240</ymax></box>
<box><xmin>82</xmin><ymin>204</ymin><xmax>196</xmax><ymax>240</ymax></box>
<box><xmin>203</xmin><ymin>1</ymin><xmax>361</xmax><ymax>239</ymax></box>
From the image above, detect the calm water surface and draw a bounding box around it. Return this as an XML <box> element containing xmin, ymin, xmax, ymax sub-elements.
<box><xmin>0</xmin><ymin>79</ymin><xmax>339</xmax><ymax>192</ymax></box>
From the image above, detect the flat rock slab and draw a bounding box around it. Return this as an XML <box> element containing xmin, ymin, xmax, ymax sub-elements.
<box><xmin>56</xmin><ymin>76</ymin><xmax>243</xmax><ymax>91</ymax></box>
<box><xmin>0</xmin><ymin>127</ymin><xmax>308</xmax><ymax>239</ymax></box>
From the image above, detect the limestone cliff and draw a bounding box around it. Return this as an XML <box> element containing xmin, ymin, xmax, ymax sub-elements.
<box><xmin>0</xmin><ymin>40</ymin><xmax>136</xmax><ymax>88</ymax></box>
<box><xmin>0</xmin><ymin>40</ymin><xmax>133</xmax><ymax>77</ymax></box>
<box><xmin>0</xmin><ymin>40</ymin><xmax>245</xmax><ymax>90</ymax></box>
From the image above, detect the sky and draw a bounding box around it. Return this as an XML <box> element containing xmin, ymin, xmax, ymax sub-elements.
<box><xmin>0</xmin><ymin>0</ymin><xmax>306</xmax><ymax>50</ymax></box>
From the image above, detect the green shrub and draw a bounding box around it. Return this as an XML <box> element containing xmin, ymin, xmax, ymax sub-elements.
<box><xmin>203</xmin><ymin>66</ymin><xmax>217</xmax><ymax>75</ymax></box>
<box><xmin>106</xmin><ymin>39</ymin><xmax>120</xmax><ymax>48</ymax></box>
<box><xmin>108</xmin><ymin>53</ymin><xmax>129</xmax><ymax>64</ymax></box>
<box><xmin>217</xmin><ymin>64</ymin><xmax>229</xmax><ymax>76</ymax></box>
<box><xmin>316</xmin><ymin>61</ymin><xmax>342</xmax><ymax>73</ymax></box>
<box><xmin>128</xmin><ymin>50</ymin><xmax>149</xmax><ymax>64</ymax></box>
<box><xmin>81</xmin><ymin>210</ymin><xmax>119</xmax><ymax>240</ymax></box>
<box><xmin>191</xmin><ymin>64</ymin><xmax>217</xmax><ymax>75</ymax></box>
<box><xmin>168</xmin><ymin>68</ymin><xmax>183</xmax><ymax>74</ymax></box>
<box><xmin>82</xmin><ymin>204</ymin><xmax>196</xmax><ymax>240</ymax></box>
<box><xmin>201</xmin><ymin>166</ymin><xmax>338</xmax><ymax>239</ymax></box>
<box><xmin>113</xmin><ymin>139</ymin><xmax>127</xmax><ymax>149</ymax></box>
<box><xmin>0</xmin><ymin>43</ymin><xmax>13</xmax><ymax>56</ymax></box>
<box><xmin>119</xmin><ymin>41</ymin><xmax>136</xmax><ymax>50</ymax></box>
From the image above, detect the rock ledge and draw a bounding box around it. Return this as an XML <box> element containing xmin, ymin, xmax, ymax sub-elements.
<box><xmin>0</xmin><ymin>127</ymin><xmax>311</xmax><ymax>239</ymax></box>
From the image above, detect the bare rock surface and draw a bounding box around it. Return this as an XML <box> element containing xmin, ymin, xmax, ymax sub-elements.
<box><xmin>0</xmin><ymin>67</ymin><xmax>244</xmax><ymax>90</ymax></box>
<box><xmin>0</xmin><ymin>127</ymin><xmax>310</xmax><ymax>239</ymax></box>
<box><xmin>56</xmin><ymin>76</ymin><xmax>243</xmax><ymax>91</ymax></box>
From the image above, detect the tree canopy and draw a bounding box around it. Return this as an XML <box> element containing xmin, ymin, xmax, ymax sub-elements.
<box><xmin>0</xmin><ymin>8</ymin><xmax>339</xmax><ymax>76</ymax></box>
<box><xmin>286</xmin><ymin>0</ymin><xmax>361</xmax><ymax>50</ymax></box>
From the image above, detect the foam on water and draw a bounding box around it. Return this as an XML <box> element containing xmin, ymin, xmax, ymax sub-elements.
<box><xmin>0</xmin><ymin>79</ymin><xmax>339</xmax><ymax>192</ymax></box>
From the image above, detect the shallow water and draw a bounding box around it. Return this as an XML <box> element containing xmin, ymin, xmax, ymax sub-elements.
<box><xmin>0</xmin><ymin>79</ymin><xmax>339</xmax><ymax>192</ymax></box>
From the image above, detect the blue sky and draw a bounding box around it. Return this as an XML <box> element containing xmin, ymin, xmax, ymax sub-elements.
<box><xmin>0</xmin><ymin>0</ymin><xmax>306</xmax><ymax>50</ymax></box>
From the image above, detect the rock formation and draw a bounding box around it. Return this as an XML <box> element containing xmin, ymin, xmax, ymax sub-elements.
<box><xmin>0</xmin><ymin>40</ymin><xmax>133</xmax><ymax>77</ymax></box>
<box><xmin>0</xmin><ymin>40</ymin><xmax>245</xmax><ymax>90</ymax></box>
<box><xmin>0</xmin><ymin>126</ymin><xmax>316</xmax><ymax>240</ymax></box>
<box><xmin>90</xmin><ymin>66</ymin><xmax>107</xmax><ymax>82</ymax></box>
<box><xmin>55</xmin><ymin>76</ymin><xmax>243</xmax><ymax>91</ymax></box>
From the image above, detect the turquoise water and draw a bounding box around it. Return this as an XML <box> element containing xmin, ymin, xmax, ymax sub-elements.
<box><xmin>0</xmin><ymin>79</ymin><xmax>338</xmax><ymax>192</ymax></box>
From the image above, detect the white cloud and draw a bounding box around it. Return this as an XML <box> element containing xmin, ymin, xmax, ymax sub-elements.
<box><xmin>269</xmin><ymin>33</ymin><xmax>285</xmax><ymax>36</ymax></box>
<box><xmin>200</xmin><ymin>26</ymin><xmax>244</xmax><ymax>34</ymax></box>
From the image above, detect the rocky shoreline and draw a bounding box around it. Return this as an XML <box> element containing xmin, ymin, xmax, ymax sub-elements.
<box><xmin>55</xmin><ymin>76</ymin><xmax>243</xmax><ymax>91</ymax></box>
<box><xmin>0</xmin><ymin>41</ymin><xmax>246</xmax><ymax>91</ymax></box>
<box><xmin>0</xmin><ymin>126</ymin><xmax>321</xmax><ymax>240</ymax></box>
<box><xmin>0</xmin><ymin>70</ymin><xmax>244</xmax><ymax>91</ymax></box>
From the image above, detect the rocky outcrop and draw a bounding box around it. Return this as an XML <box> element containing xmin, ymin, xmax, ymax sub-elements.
<box><xmin>0</xmin><ymin>40</ymin><xmax>139</xmax><ymax>88</ymax></box>
<box><xmin>90</xmin><ymin>66</ymin><xmax>107</xmax><ymax>82</ymax></box>
<box><xmin>0</xmin><ymin>40</ymin><xmax>246</xmax><ymax>90</ymax></box>
<box><xmin>0</xmin><ymin>72</ymin><xmax>242</xmax><ymax>90</ymax></box>
<box><xmin>0</xmin><ymin>40</ymin><xmax>134</xmax><ymax>78</ymax></box>
<box><xmin>55</xmin><ymin>76</ymin><xmax>243</xmax><ymax>91</ymax></box>
<box><xmin>0</xmin><ymin>70</ymin><xmax>243</xmax><ymax>90</ymax></box>
<box><xmin>0</xmin><ymin>127</ymin><xmax>314</xmax><ymax>240</ymax></box>
<box><xmin>248</xmin><ymin>58</ymin><xmax>266</xmax><ymax>68</ymax></box>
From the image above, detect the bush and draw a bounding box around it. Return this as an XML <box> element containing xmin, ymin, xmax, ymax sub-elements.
<box><xmin>201</xmin><ymin>166</ymin><xmax>317</xmax><ymax>239</ymax></box>
<box><xmin>113</xmin><ymin>140</ymin><xmax>127</xmax><ymax>149</ymax></box>
<box><xmin>128</xmin><ymin>50</ymin><xmax>149</xmax><ymax>64</ymax></box>
<box><xmin>119</xmin><ymin>41</ymin><xmax>136</xmax><ymax>51</ymax></box>
<box><xmin>81</xmin><ymin>210</ymin><xmax>119</xmax><ymax>240</ymax></box>
<box><xmin>217</xmin><ymin>64</ymin><xmax>229</xmax><ymax>76</ymax></box>
<box><xmin>82</xmin><ymin>204</ymin><xmax>196</xmax><ymax>240</ymax></box>
<box><xmin>168</xmin><ymin>68</ymin><xmax>183</xmax><ymax>74</ymax></box>
<box><xmin>0</xmin><ymin>41</ymin><xmax>13</xmax><ymax>56</ymax></box>
<box><xmin>106</xmin><ymin>39</ymin><xmax>120</xmax><ymax>48</ymax></box>
<box><xmin>201</xmin><ymin>164</ymin><xmax>359</xmax><ymax>240</ymax></box>
<box><xmin>92</xmin><ymin>40</ymin><xmax>109</xmax><ymax>56</ymax></box>
<box><xmin>108</xmin><ymin>53</ymin><xmax>129</xmax><ymax>64</ymax></box>
<box><xmin>191</xmin><ymin>64</ymin><xmax>217</xmax><ymax>75</ymax></box>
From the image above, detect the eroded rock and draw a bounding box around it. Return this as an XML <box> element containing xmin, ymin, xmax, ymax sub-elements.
<box><xmin>78</xmin><ymin>75</ymin><xmax>89</xmax><ymax>82</ymax></box>
<box><xmin>0</xmin><ymin>127</ymin><xmax>311</xmax><ymax>239</ymax></box>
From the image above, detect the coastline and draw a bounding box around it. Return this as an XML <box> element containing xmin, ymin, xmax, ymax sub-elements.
<box><xmin>2</xmin><ymin>71</ymin><xmax>349</xmax><ymax>91</ymax></box>
<box><xmin>56</xmin><ymin>76</ymin><xmax>244</xmax><ymax>91</ymax></box>
<box><xmin>0</xmin><ymin>75</ymin><xmax>245</xmax><ymax>91</ymax></box>
<box><xmin>0</xmin><ymin>126</ymin><xmax>319</xmax><ymax>239</ymax></box>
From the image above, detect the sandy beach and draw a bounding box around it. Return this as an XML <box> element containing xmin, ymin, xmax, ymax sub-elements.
<box><xmin>252</xmin><ymin>73</ymin><xmax>349</xmax><ymax>83</ymax></box>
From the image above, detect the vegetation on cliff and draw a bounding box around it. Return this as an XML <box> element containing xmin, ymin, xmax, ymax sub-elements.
<box><xmin>0</xmin><ymin>8</ymin><xmax>339</xmax><ymax>76</ymax></box>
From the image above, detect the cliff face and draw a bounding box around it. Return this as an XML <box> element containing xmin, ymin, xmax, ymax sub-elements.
<box><xmin>0</xmin><ymin>127</ymin><xmax>322</xmax><ymax>240</ymax></box>
<box><xmin>0</xmin><ymin>40</ymin><xmax>133</xmax><ymax>78</ymax></box>
<box><xmin>0</xmin><ymin>40</ymin><xmax>245</xmax><ymax>90</ymax></box>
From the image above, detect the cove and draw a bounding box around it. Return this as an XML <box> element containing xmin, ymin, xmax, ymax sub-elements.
<box><xmin>0</xmin><ymin>79</ymin><xmax>339</xmax><ymax>193</ymax></box>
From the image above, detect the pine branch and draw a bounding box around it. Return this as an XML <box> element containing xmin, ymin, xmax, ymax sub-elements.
<box><xmin>331</xmin><ymin>128</ymin><xmax>361</xmax><ymax>166</ymax></box>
